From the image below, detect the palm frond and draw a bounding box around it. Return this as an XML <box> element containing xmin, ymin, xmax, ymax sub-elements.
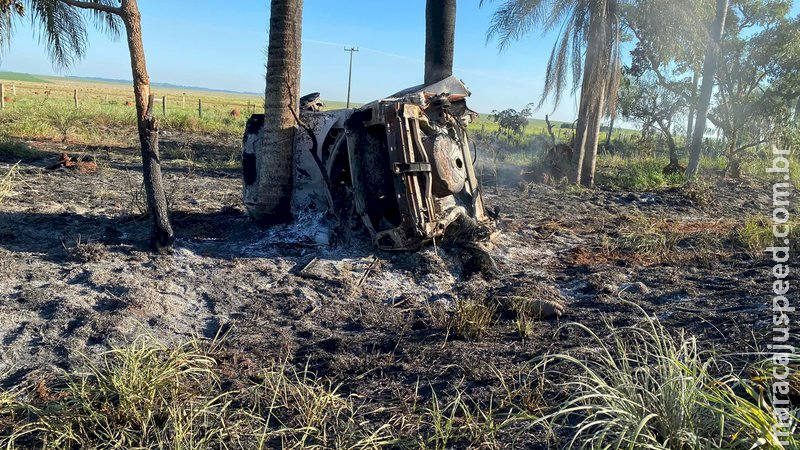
<box><xmin>81</xmin><ymin>0</ymin><xmax>122</xmax><ymax>39</ymax></box>
<box><xmin>541</xmin><ymin>19</ymin><xmax>574</xmax><ymax>108</ymax></box>
<box><xmin>483</xmin><ymin>0</ymin><xmax>623</xmax><ymax>112</ymax></box>
<box><xmin>0</xmin><ymin>0</ymin><xmax>23</xmax><ymax>57</ymax></box>
<box><xmin>9</xmin><ymin>0</ymin><xmax>122</xmax><ymax>69</ymax></box>
<box><xmin>482</xmin><ymin>0</ymin><xmax>555</xmax><ymax>49</ymax></box>
<box><xmin>26</xmin><ymin>0</ymin><xmax>88</xmax><ymax>68</ymax></box>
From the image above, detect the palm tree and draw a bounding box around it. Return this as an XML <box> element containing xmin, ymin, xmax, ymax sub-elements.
<box><xmin>425</xmin><ymin>0</ymin><xmax>456</xmax><ymax>85</ymax></box>
<box><xmin>246</xmin><ymin>0</ymin><xmax>303</xmax><ymax>224</ymax></box>
<box><xmin>1</xmin><ymin>0</ymin><xmax>174</xmax><ymax>249</ymax></box>
<box><xmin>685</xmin><ymin>0</ymin><xmax>729</xmax><ymax>178</ymax></box>
<box><xmin>481</xmin><ymin>0</ymin><xmax>623</xmax><ymax>187</ymax></box>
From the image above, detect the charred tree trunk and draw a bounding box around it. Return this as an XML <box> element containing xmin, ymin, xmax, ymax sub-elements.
<box><xmin>658</xmin><ymin>118</ymin><xmax>682</xmax><ymax>174</ymax></box>
<box><xmin>686</xmin><ymin>0</ymin><xmax>728</xmax><ymax>178</ymax></box>
<box><xmin>246</xmin><ymin>0</ymin><xmax>303</xmax><ymax>224</ymax></box>
<box><xmin>121</xmin><ymin>0</ymin><xmax>173</xmax><ymax>249</ymax></box>
<box><xmin>666</xmin><ymin>131</ymin><xmax>679</xmax><ymax>167</ymax></box>
<box><xmin>545</xmin><ymin>114</ymin><xmax>557</xmax><ymax>148</ymax></box>
<box><xmin>139</xmin><ymin>95</ymin><xmax>172</xmax><ymax>247</ymax></box>
<box><xmin>724</xmin><ymin>130</ymin><xmax>740</xmax><ymax>178</ymax></box>
<box><xmin>425</xmin><ymin>0</ymin><xmax>456</xmax><ymax>85</ymax></box>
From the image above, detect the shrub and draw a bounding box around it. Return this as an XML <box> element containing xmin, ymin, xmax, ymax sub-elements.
<box><xmin>45</xmin><ymin>108</ymin><xmax>88</xmax><ymax>143</ymax></box>
<box><xmin>680</xmin><ymin>179</ymin><xmax>715</xmax><ymax>206</ymax></box>
<box><xmin>596</xmin><ymin>156</ymin><xmax>685</xmax><ymax>191</ymax></box>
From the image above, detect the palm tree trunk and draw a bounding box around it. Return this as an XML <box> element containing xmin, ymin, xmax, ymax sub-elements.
<box><xmin>247</xmin><ymin>0</ymin><xmax>303</xmax><ymax>224</ymax></box>
<box><xmin>576</xmin><ymin>6</ymin><xmax>611</xmax><ymax>188</ymax></box>
<box><xmin>580</xmin><ymin>89</ymin><xmax>606</xmax><ymax>187</ymax></box>
<box><xmin>425</xmin><ymin>0</ymin><xmax>456</xmax><ymax>85</ymax></box>
<box><xmin>121</xmin><ymin>0</ymin><xmax>173</xmax><ymax>249</ymax></box>
<box><xmin>571</xmin><ymin>46</ymin><xmax>597</xmax><ymax>184</ymax></box>
<box><xmin>685</xmin><ymin>0</ymin><xmax>729</xmax><ymax>178</ymax></box>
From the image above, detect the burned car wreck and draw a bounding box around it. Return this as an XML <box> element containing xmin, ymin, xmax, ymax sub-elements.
<box><xmin>243</xmin><ymin>76</ymin><xmax>491</xmax><ymax>251</ymax></box>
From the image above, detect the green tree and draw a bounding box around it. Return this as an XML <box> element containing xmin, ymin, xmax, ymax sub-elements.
<box><xmin>624</xmin><ymin>0</ymin><xmax>707</xmax><ymax>144</ymax></box>
<box><xmin>618</xmin><ymin>72</ymin><xmax>687</xmax><ymax>169</ymax></box>
<box><xmin>246</xmin><ymin>0</ymin><xmax>303</xmax><ymax>224</ymax></box>
<box><xmin>709</xmin><ymin>1</ymin><xmax>797</xmax><ymax>176</ymax></box>
<box><xmin>481</xmin><ymin>0</ymin><xmax>623</xmax><ymax>187</ymax></box>
<box><xmin>489</xmin><ymin>104</ymin><xmax>534</xmax><ymax>136</ymax></box>
<box><xmin>685</xmin><ymin>0</ymin><xmax>729</xmax><ymax>177</ymax></box>
<box><xmin>1</xmin><ymin>0</ymin><xmax>173</xmax><ymax>249</ymax></box>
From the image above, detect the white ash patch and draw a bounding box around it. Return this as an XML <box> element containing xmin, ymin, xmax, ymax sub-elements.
<box><xmin>243</xmin><ymin>213</ymin><xmax>334</xmax><ymax>257</ymax></box>
<box><xmin>364</xmin><ymin>269</ymin><xmax>458</xmax><ymax>306</ymax></box>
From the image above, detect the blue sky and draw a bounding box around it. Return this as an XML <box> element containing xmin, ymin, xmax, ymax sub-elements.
<box><xmin>2</xmin><ymin>1</ymin><xmax>798</xmax><ymax>121</ymax></box>
<box><xmin>0</xmin><ymin>0</ymin><xmax>578</xmax><ymax>119</ymax></box>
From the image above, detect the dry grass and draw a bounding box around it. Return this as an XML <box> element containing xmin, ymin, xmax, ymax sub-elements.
<box><xmin>0</xmin><ymin>162</ymin><xmax>19</xmax><ymax>204</ymax></box>
<box><xmin>448</xmin><ymin>299</ymin><xmax>496</xmax><ymax>340</ymax></box>
<box><xmin>0</xmin><ymin>336</ymin><xmax>541</xmax><ymax>449</ymax></box>
<box><xmin>590</xmin><ymin>215</ymin><xmax>736</xmax><ymax>265</ymax></box>
<box><xmin>680</xmin><ymin>179</ymin><xmax>715</xmax><ymax>206</ymax></box>
<box><xmin>64</xmin><ymin>236</ymin><xmax>107</xmax><ymax>263</ymax></box>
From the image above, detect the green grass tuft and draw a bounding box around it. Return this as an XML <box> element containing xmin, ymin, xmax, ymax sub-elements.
<box><xmin>535</xmin><ymin>303</ymin><xmax>799</xmax><ymax>449</ymax></box>
<box><xmin>597</xmin><ymin>156</ymin><xmax>686</xmax><ymax>191</ymax></box>
<box><xmin>738</xmin><ymin>216</ymin><xmax>800</xmax><ymax>257</ymax></box>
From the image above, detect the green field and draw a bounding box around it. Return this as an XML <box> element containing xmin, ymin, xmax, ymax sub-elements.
<box><xmin>0</xmin><ymin>71</ymin><xmax>50</xmax><ymax>83</ymax></box>
<box><xmin>0</xmin><ymin>71</ymin><xmax>638</xmax><ymax>149</ymax></box>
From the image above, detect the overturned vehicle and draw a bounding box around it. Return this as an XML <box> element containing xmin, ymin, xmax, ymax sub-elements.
<box><xmin>243</xmin><ymin>76</ymin><xmax>491</xmax><ymax>251</ymax></box>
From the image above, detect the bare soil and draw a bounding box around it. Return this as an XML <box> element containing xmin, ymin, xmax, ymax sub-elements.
<box><xmin>0</xmin><ymin>135</ymin><xmax>777</xmax><ymax>447</ymax></box>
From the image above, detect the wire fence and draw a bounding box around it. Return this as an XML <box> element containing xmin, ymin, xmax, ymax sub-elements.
<box><xmin>0</xmin><ymin>81</ymin><xmax>265</xmax><ymax>117</ymax></box>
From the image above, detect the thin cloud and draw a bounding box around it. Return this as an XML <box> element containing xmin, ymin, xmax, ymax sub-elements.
<box><xmin>305</xmin><ymin>39</ymin><xmax>421</xmax><ymax>64</ymax></box>
<box><xmin>305</xmin><ymin>40</ymin><xmax>542</xmax><ymax>87</ymax></box>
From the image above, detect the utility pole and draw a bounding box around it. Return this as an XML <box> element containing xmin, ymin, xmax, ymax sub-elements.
<box><xmin>344</xmin><ymin>47</ymin><xmax>359</xmax><ymax>109</ymax></box>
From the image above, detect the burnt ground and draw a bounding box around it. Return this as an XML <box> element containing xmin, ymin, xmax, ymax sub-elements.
<box><xmin>0</xmin><ymin>136</ymin><xmax>780</xmax><ymax>447</ymax></box>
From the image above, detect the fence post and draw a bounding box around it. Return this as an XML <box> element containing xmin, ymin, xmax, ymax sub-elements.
<box><xmin>11</xmin><ymin>83</ymin><xmax>15</xmax><ymax>96</ymax></box>
<box><xmin>198</xmin><ymin>99</ymin><xmax>202</xmax><ymax>118</ymax></box>
<box><xmin>0</xmin><ymin>84</ymin><xmax>4</xmax><ymax>110</ymax></box>
<box><xmin>162</xmin><ymin>96</ymin><xmax>167</xmax><ymax>116</ymax></box>
<box><xmin>73</xmin><ymin>89</ymin><xmax>79</xmax><ymax>108</ymax></box>
<box><xmin>182</xmin><ymin>93</ymin><xmax>186</xmax><ymax>109</ymax></box>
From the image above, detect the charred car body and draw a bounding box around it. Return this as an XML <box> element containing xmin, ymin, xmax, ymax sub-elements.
<box><xmin>243</xmin><ymin>76</ymin><xmax>490</xmax><ymax>251</ymax></box>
